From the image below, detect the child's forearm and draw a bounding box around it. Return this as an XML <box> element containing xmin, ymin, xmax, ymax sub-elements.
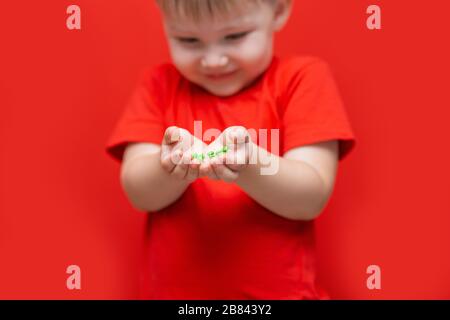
<box><xmin>236</xmin><ymin>143</ymin><xmax>330</xmax><ymax>221</ymax></box>
<box><xmin>121</xmin><ymin>152</ymin><xmax>190</xmax><ymax>212</ymax></box>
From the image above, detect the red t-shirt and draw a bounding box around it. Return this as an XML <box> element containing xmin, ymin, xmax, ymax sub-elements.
<box><xmin>106</xmin><ymin>55</ymin><xmax>356</xmax><ymax>299</ymax></box>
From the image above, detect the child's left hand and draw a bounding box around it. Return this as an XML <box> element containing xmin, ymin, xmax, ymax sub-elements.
<box><xmin>199</xmin><ymin>126</ymin><xmax>253</xmax><ymax>182</ymax></box>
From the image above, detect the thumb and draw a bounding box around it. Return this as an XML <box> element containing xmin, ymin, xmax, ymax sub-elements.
<box><xmin>227</xmin><ymin>127</ymin><xmax>249</xmax><ymax>145</ymax></box>
<box><xmin>163</xmin><ymin>126</ymin><xmax>181</xmax><ymax>145</ymax></box>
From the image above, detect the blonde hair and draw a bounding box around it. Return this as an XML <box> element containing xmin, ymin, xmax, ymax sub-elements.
<box><xmin>155</xmin><ymin>0</ymin><xmax>277</xmax><ymax>21</ymax></box>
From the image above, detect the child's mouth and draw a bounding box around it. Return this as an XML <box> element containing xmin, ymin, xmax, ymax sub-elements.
<box><xmin>205</xmin><ymin>70</ymin><xmax>237</xmax><ymax>80</ymax></box>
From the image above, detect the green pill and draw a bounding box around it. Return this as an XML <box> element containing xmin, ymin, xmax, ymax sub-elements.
<box><xmin>215</xmin><ymin>146</ymin><xmax>229</xmax><ymax>156</ymax></box>
<box><xmin>207</xmin><ymin>151</ymin><xmax>216</xmax><ymax>158</ymax></box>
<box><xmin>191</xmin><ymin>153</ymin><xmax>204</xmax><ymax>161</ymax></box>
<box><xmin>191</xmin><ymin>147</ymin><xmax>229</xmax><ymax>162</ymax></box>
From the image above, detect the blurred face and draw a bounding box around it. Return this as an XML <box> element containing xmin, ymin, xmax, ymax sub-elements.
<box><xmin>161</xmin><ymin>3</ymin><xmax>278</xmax><ymax>97</ymax></box>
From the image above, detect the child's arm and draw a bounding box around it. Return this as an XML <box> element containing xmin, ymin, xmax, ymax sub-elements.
<box><xmin>120</xmin><ymin>142</ymin><xmax>191</xmax><ymax>212</ymax></box>
<box><xmin>236</xmin><ymin>140</ymin><xmax>339</xmax><ymax>221</ymax></box>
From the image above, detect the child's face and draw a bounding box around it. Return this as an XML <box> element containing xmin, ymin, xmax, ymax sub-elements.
<box><xmin>161</xmin><ymin>3</ymin><xmax>282</xmax><ymax>97</ymax></box>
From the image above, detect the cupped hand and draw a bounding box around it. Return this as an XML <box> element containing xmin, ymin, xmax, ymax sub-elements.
<box><xmin>199</xmin><ymin>126</ymin><xmax>253</xmax><ymax>183</ymax></box>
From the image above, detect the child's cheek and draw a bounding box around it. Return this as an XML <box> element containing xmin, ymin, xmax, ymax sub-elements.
<box><xmin>169</xmin><ymin>45</ymin><xmax>190</xmax><ymax>66</ymax></box>
<box><xmin>234</xmin><ymin>33</ymin><xmax>273</xmax><ymax>68</ymax></box>
<box><xmin>169</xmin><ymin>46</ymin><xmax>199</xmax><ymax>78</ymax></box>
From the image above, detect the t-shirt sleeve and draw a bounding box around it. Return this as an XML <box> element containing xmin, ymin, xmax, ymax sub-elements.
<box><xmin>280</xmin><ymin>58</ymin><xmax>356</xmax><ymax>160</ymax></box>
<box><xmin>105</xmin><ymin>65</ymin><xmax>173</xmax><ymax>163</ymax></box>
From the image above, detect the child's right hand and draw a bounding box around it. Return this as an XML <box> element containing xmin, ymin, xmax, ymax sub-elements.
<box><xmin>160</xmin><ymin>126</ymin><xmax>207</xmax><ymax>182</ymax></box>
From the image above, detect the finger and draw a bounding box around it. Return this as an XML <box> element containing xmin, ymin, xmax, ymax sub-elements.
<box><xmin>161</xmin><ymin>149</ymin><xmax>182</xmax><ymax>173</ymax></box>
<box><xmin>226</xmin><ymin>147</ymin><xmax>249</xmax><ymax>167</ymax></box>
<box><xmin>234</xmin><ymin>128</ymin><xmax>249</xmax><ymax>145</ymax></box>
<box><xmin>200</xmin><ymin>161</ymin><xmax>219</xmax><ymax>180</ymax></box>
<box><xmin>223</xmin><ymin>127</ymin><xmax>246</xmax><ymax>146</ymax></box>
<box><xmin>224</xmin><ymin>154</ymin><xmax>244</xmax><ymax>171</ymax></box>
<box><xmin>185</xmin><ymin>159</ymin><xmax>201</xmax><ymax>182</ymax></box>
<box><xmin>163</xmin><ymin>126</ymin><xmax>181</xmax><ymax>145</ymax></box>
<box><xmin>230</xmin><ymin>130</ymin><xmax>250</xmax><ymax>157</ymax></box>
<box><xmin>161</xmin><ymin>154</ymin><xmax>176</xmax><ymax>173</ymax></box>
<box><xmin>224</xmin><ymin>129</ymin><xmax>234</xmax><ymax>146</ymax></box>
<box><xmin>211</xmin><ymin>156</ymin><xmax>239</xmax><ymax>182</ymax></box>
<box><xmin>212</xmin><ymin>163</ymin><xmax>239</xmax><ymax>182</ymax></box>
<box><xmin>216</xmin><ymin>152</ymin><xmax>241</xmax><ymax>169</ymax></box>
<box><xmin>198</xmin><ymin>161</ymin><xmax>210</xmax><ymax>177</ymax></box>
<box><xmin>171</xmin><ymin>152</ymin><xmax>190</xmax><ymax>179</ymax></box>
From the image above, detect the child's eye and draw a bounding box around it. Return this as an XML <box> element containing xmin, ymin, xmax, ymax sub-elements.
<box><xmin>176</xmin><ymin>37</ymin><xmax>200</xmax><ymax>44</ymax></box>
<box><xmin>225</xmin><ymin>32</ymin><xmax>249</xmax><ymax>41</ymax></box>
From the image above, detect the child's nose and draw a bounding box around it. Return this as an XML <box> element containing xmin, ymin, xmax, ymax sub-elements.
<box><xmin>200</xmin><ymin>54</ymin><xmax>229</xmax><ymax>69</ymax></box>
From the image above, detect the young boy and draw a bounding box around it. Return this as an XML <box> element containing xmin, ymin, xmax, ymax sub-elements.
<box><xmin>106</xmin><ymin>0</ymin><xmax>355</xmax><ymax>299</ymax></box>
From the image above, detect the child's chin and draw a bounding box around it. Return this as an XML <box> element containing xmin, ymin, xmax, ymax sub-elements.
<box><xmin>203</xmin><ymin>84</ymin><xmax>243</xmax><ymax>97</ymax></box>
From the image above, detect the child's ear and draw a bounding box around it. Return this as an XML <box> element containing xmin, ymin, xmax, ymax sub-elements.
<box><xmin>272</xmin><ymin>0</ymin><xmax>293</xmax><ymax>32</ymax></box>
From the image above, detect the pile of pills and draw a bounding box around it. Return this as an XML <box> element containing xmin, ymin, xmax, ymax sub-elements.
<box><xmin>191</xmin><ymin>146</ymin><xmax>229</xmax><ymax>161</ymax></box>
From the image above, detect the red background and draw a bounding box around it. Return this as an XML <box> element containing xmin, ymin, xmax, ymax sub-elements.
<box><xmin>1</xmin><ymin>0</ymin><xmax>449</xmax><ymax>299</ymax></box>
